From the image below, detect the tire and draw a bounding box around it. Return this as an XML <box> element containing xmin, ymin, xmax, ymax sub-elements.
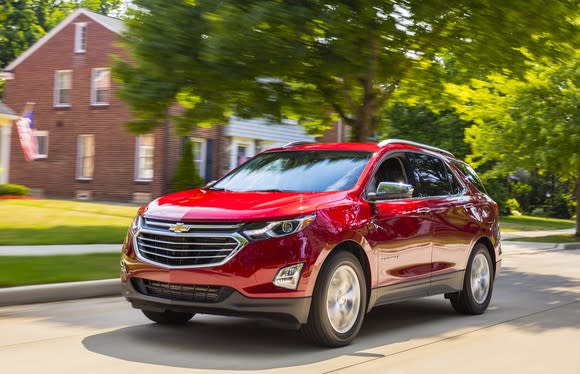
<box><xmin>141</xmin><ymin>309</ymin><xmax>195</xmax><ymax>325</ymax></box>
<box><xmin>449</xmin><ymin>243</ymin><xmax>494</xmax><ymax>315</ymax></box>
<box><xmin>301</xmin><ymin>251</ymin><xmax>367</xmax><ymax>347</ymax></box>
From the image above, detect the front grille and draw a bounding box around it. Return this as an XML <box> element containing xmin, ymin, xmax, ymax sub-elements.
<box><xmin>134</xmin><ymin>218</ymin><xmax>246</xmax><ymax>268</ymax></box>
<box><xmin>132</xmin><ymin>278</ymin><xmax>233</xmax><ymax>303</ymax></box>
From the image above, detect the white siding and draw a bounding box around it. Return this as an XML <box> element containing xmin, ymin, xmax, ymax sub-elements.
<box><xmin>225</xmin><ymin>117</ymin><xmax>314</xmax><ymax>144</ymax></box>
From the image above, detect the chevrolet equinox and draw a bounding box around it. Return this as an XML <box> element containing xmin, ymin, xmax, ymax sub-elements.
<box><xmin>121</xmin><ymin>139</ymin><xmax>501</xmax><ymax>347</ymax></box>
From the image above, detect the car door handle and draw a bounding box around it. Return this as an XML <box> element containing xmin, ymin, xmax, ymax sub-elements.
<box><xmin>416</xmin><ymin>207</ymin><xmax>431</xmax><ymax>214</ymax></box>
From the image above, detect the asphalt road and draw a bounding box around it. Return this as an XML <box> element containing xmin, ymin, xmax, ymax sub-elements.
<box><xmin>1</xmin><ymin>242</ymin><xmax>579</xmax><ymax>374</ymax></box>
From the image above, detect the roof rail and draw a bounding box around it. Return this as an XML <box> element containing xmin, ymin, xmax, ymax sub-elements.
<box><xmin>282</xmin><ymin>141</ymin><xmax>317</xmax><ymax>148</ymax></box>
<box><xmin>378</xmin><ymin>138</ymin><xmax>455</xmax><ymax>157</ymax></box>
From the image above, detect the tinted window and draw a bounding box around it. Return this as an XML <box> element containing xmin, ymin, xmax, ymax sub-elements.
<box><xmin>453</xmin><ymin>161</ymin><xmax>487</xmax><ymax>193</ymax></box>
<box><xmin>212</xmin><ymin>150</ymin><xmax>372</xmax><ymax>193</ymax></box>
<box><xmin>447</xmin><ymin>165</ymin><xmax>464</xmax><ymax>195</ymax></box>
<box><xmin>410</xmin><ymin>153</ymin><xmax>452</xmax><ymax>197</ymax></box>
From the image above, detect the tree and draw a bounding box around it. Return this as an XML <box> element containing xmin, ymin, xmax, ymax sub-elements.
<box><xmin>172</xmin><ymin>139</ymin><xmax>204</xmax><ymax>193</ymax></box>
<box><xmin>381</xmin><ymin>103</ymin><xmax>471</xmax><ymax>159</ymax></box>
<box><xmin>446</xmin><ymin>57</ymin><xmax>579</xmax><ymax>234</ymax></box>
<box><xmin>115</xmin><ymin>0</ymin><xmax>576</xmax><ymax>139</ymax></box>
<box><xmin>0</xmin><ymin>1</ymin><xmax>123</xmax><ymax>71</ymax></box>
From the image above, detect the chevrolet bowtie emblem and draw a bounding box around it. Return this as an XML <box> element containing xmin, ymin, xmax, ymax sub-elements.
<box><xmin>169</xmin><ymin>222</ymin><xmax>191</xmax><ymax>233</ymax></box>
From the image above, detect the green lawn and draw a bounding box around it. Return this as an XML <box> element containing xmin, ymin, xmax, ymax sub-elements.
<box><xmin>500</xmin><ymin>215</ymin><xmax>576</xmax><ymax>232</ymax></box>
<box><xmin>0</xmin><ymin>253</ymin><xmax>120</xmax><ymax>287</ymax></box>
<box><xmin>0</xmin><ymin>199</ymin><xmax>139</xmax><ymax>245</ymax></box>
<box><xmin>504</xmin><ymin>234</ymin><xmax>580</xmax><ymax>243</ymax></box>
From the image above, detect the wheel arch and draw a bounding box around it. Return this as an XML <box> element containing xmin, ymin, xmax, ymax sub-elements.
<box><xmin>326</xmin><ymin>240</ymin><xmax>372</xmax><ymax>312</ymax></box>
<box><xmin>474</xmin><ymin>236</ymin><xmax>497</xmax><ymax>275</ymax></box>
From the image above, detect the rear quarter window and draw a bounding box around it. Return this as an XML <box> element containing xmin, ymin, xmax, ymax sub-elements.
<box><xmin>453</xmin><ymin>161</ymin><xmax>487</xmax><ymax>194</ymax></box>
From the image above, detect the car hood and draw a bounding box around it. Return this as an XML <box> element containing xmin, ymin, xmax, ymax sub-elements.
<box><xmin>142</xmin><ymin>188</ymin><xmax>349</xmax><ymax>222</ymax></box>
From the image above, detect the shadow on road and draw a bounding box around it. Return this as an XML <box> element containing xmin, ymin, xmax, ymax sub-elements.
<box><xmin>81</xmin><ymin>267</ymin><xmax>580</xmax><ymax>371</ymax></box>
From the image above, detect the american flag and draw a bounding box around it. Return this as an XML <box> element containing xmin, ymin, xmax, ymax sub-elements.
<box><xmin>15</xmin><ymin>110</ymin><xmax>38</xmax><ymax>161</ymax></box>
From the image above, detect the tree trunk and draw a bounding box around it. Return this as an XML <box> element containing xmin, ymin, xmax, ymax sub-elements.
<box><xmin>576</xmin><ymin>172</ymin><xmax>580</xmax><ymax>237</ymax></box>
<box><xmin>350</xmin><ymin>117</ymin><xmax>370</xmax><ymax>142</ymax></box>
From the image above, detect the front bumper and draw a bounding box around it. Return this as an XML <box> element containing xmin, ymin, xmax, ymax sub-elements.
<box><xmin>122</xmin><ymin>277</ymin><xmax>311</xmax><ymax>325</ymax></box>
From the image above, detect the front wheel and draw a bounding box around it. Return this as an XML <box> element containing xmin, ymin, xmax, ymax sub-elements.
<box><xmin>142</xmin><ymin>309</ymin><xmax>195</xmax><ymax>325</ymax></box>
<box><xmin>449</xmin><ymin>243</ymin><xmax>494</xmax><ymax>315</ymax></box>
<box><xmin>301</xmin><ymin>251</ymin><xmax>367</xmax><ymax>347</ymax></box>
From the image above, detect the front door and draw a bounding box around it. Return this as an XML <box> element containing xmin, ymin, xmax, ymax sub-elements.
<box><xmin>365</xmin><ymin>155</ymin><xmax>432</xmax><ymax>299</ymax></box>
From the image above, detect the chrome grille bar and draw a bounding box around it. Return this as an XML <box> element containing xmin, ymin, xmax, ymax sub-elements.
<box><xmin>134</xmin><ymin>218</ymin><xmax>248</xmax><ymax>268</ymax></box>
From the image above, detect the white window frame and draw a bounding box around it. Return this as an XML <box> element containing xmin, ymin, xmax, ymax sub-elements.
<box><xmin>74</xmin><ymin>23</ymin><xmax>87</xmax><ymax>53</ymax></box>
<box><xmin>135</xmin><ymin>135</ymin><xmax>154</xmax><ymax>182</ymax></box>
<box><xmin>76</xmin><ymin>134</ymin><xmax>95</xmax><ymax>180</ymax></box>
<box><xmin>229</xmin><ymin>138</ymin><xmax>255</xmax><ymax>170</ymax></box>
<box><xmin>33</xmin><ymin>130</ymin><xmax>49</xmax><ymax>159</ymax></box>
<box><xmin>91</xmin><ymin>68</ymin><xmax>111</xmax><ymax>106</ymax></box>
<box><xmin>190</xmin><ymin>137</ymin><xmax>207</xmax><ymax>179</ymax></box>
<box><xmin>54</xmin><ymin>70</ymin><xmax>72</xmax><ymax>107</ymax></box>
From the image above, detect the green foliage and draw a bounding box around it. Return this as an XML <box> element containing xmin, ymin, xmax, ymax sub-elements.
<box><xmin>505</xmin><ymin>198</ymin><xmax>522</xmax><ymax>216</ymax></box>
<box><xmin>115</xmin><ymin>0</ymin><xmax>577</xmax><ymax>139</ymax></box>
<box><xmin>172</xmin><ymin>139</ymin><xmax>204</xmax><ymax>193</ymax></box>
<box><xmin>0</xmin><ymin>1</ymin><xmax>124</xmax><ymax>71</ymax></box>
<box><xmin>447</xmin><ymin>57</ymin><xmax>579</xmax><ymax>179</ymax></box>
<box><xmin>381</xmin><ymin>103</ymin><xmax>471</xmax><ymax>159</ymax></box>
<box><xmin>0</xmin><ymin>184</ymin><xmax>29</xmax><ymax>196</ymax></box>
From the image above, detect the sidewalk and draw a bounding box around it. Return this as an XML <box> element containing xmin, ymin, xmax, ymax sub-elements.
<box><xmin>500</xmin><ymin>228</ymin><xmax>575</xmax><ymax>240</ymax></box>
<box><xmin>0</xmin><ymin>244</ymin><xmax>120</xmax><ymax>256</ymax></box>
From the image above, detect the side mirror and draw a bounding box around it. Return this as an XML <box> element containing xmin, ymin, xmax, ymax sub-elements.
<box><xmin>367</xmin><ymin>182</ymin><xmax>414</xmax><ymax>201</ymax></box>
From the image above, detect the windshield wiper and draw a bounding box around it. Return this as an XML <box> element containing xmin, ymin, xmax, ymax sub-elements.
<box><xmin>251</xmin><ymin>189</ymin><xmax>292</xmax><ymax>192</ymax></box>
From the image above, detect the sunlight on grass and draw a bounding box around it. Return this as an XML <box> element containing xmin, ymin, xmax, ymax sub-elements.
<box><xmin>500</xmin><ymin>215</ymin><xmax>575</xmax><ymax>232</ymax></box>
<box><xmin>0</xmin><ymin>199</ymin><xmax>139</xmax><ymax>245</ymax></box>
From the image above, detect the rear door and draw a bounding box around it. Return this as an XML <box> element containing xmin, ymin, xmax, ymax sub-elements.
<box><xmin>409</xmin><ymin>153</ymin><xmax>477</xmax><ymax>294</ymax></box>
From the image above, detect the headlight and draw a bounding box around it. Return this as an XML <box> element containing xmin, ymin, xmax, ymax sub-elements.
<box><xmin>242</xmin><ymin>214</ymin><xmax>316</xmax><ymax>240</ymax></box>
<box><xmin>130</xmin><ymin>214</ymin><xmax>142</xmax><ymax>234</ymax></box>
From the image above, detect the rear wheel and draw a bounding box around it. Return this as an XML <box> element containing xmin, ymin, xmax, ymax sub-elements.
<box><xmin>142</xmin><ymin>309</ymin><xmax>195</xmax><ymax>325</ymax></box>
<box><xmin>449</xmin><ymin>243</ymin><xmax>494</xmax><ymax>315</ymax></box>
<box><xmin>301</xmin><ymin>251</ymin><xmax>367</xmax><ymax>347</ymax></box>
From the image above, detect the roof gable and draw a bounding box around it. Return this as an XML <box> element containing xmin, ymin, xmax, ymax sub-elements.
<box><xmin>3</xmin><ymin>8</ymin><xmax>125</xmax><ymax>72</ymax></box>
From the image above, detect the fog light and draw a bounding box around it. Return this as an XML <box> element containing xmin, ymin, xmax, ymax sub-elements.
<box><xmin>273</xmin><ymin>263</ymin><xmax>304</xmax><ymax>290</ymax></box>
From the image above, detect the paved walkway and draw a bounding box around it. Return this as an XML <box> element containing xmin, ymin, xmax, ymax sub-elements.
<box><xmin>501</xmin><ymin>228</ymin><xmax>575</xmax><ymax>239</ymax></box>
<box><xmin>0</xmin><ymin>244</ymin><xmax>120</xmax><ymax>256</ymax></box>
<box><xmin>0</xmin><ymin>228</ymin><xmax>576</xmax><ymax>256</ymax></box>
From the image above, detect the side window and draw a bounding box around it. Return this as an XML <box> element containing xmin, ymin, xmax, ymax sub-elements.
<box><xmin>453</xmin><ymin>161</ymin><xmax>487</xmax><ymax>193</ymax></box>
<box><xmin>410</xmin><ymin>153</ymin><xmax>452</xmax><ymax>197</ymax></box>
<box><xmin>446</xmin><ymin>165</ymin><xmax>464</xmax><ymax>195</ymax></box>
<box><xmin>368</xmin><ymin>156</ymin><xmax>411</xmax><ymax>194</ymax></box>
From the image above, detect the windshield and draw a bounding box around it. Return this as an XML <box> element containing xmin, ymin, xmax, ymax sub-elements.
<box><xmin>211</xmin><ymin>150</ymin><xmax>372</xmax><ymax>193</ymax></box>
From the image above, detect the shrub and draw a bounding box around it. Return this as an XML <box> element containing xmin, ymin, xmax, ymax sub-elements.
<box><xmin>171</xmin><ymin>139</ymin><xmax>204</xmax><ymax>193</ymax></box>
<box><xmin>505</xmin><ymin>198</ymin><xmax>522</xmax><ymax>216</ymax></box>
<box><xmin>0</xmin><ymin>184</ymin><xmax>29</xmax><ymax>196</ymax></box>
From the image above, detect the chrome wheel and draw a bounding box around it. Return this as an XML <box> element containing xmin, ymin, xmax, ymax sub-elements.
<box><xmin>470</xmin><ymin>252</ymin><xmax>491</xmax><ymax>304</ymax></box>
<box><xmin>326</xmin><ymin>264</ymin><xmax>361</xmax><ymax>334</ymax></box>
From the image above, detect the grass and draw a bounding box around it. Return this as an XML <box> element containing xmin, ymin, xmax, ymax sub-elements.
<box><xmin>0</xmin><ymin>199</ymin><xmax>139</xmax><ymax>245</ymax></box>
<box><xmin>505</xmin><ymin>234</ymin><xmax>580</xmax><ymax>243</ymax></box>
<box><xmin>0</xmin><ymin>253</ymin><xmax>120</xmax><ymax>287</ymax></box>
<box><xmin>500</xmin><ymin>215</ymin><xmax>576</xmax><ymax>232</ymax></box>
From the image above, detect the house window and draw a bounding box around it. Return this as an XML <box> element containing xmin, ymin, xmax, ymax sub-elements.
<box><xmin>237</xmin><ymin>144</ymin><xmax>249</xmax><ymax>166</ymax></box>
<box><xmin>75</xmin><ymin>23</ymin><xmax>87</xmax><ymax>53</ymax></box>
<box><xmin>77</xmin><ymin>135</ymin><xmax>95</xmax><ymax>180</ymax></box>
<box><xmin>190</xmin><ymin>138</ymin><xmax>207</xmax><ymax>179</ymax></box>
<box><xmin>33</xmin><ymin>130</ymin><xmax>49</xmax><ymax>159</ymax></box>
<box><xmin>54</xmin><ymin>70</ymin><xmax>72</xmax><ymax>106</ymax></box>
<box><xmin>136</xmin><ymin>135</ymin><xmax>154</xmax><ymax>181</ymax></box>
<box><xmin>91</xmin><ymin>68</ymin><xmax>110</xmax><ymax>105</ymax></box>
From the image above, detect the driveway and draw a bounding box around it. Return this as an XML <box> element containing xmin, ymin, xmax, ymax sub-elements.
<box><xmin>0</xmin><ymin>242</ymin><xmax>579</xmax><ymax>373</ymax></box>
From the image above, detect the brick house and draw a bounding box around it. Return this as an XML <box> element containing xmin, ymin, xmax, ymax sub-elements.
<box><xmin>0</xmin><ymin>8</ymin><xmax>315</xmax><ymax>202</ymax></box>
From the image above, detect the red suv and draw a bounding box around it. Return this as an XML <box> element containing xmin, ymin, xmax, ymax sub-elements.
<box><xmin>121</xmin><ymin>139</ymin><xmax>501</xmax><ymax>347</ymax></box>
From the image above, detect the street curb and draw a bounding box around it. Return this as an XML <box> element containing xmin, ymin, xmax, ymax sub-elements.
<box><xmin>0</xmin><ymin>279</ymin><xmax>120</xmax><ymax>307</ymax></box>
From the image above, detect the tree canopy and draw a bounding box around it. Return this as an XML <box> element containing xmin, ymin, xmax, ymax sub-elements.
<box><xmin>116</xmin><ymin>0</ymin><xmax>577</xmax><ymax>139</ymax></box>
<box><xmin>446</xmin><ymin>54</ymin><xmax>579</xmax><ymax>234</ymax></box>
<box><xmin>0</xmin><ymin>1</ymin><xmax>123</xmax><ymax>70</ymax></box>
